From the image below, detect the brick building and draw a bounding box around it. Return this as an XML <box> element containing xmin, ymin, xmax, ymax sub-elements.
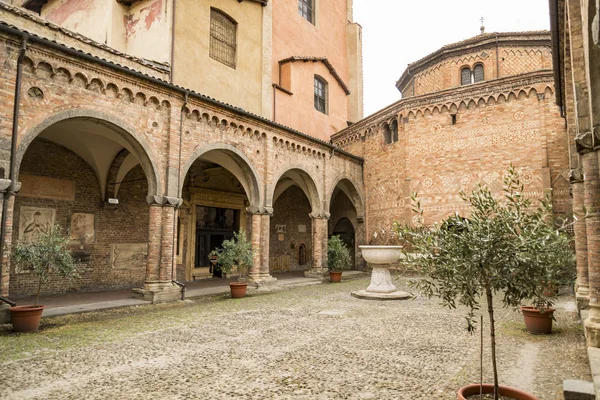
<box><xmin>332</xmin><ymin>30</ymin><xmax>570</xmax><ymax>243</ymax></box>
<box><xmin>0</xmin><ymin>0</ymin><xmax>365</xmax><ymax>302</ymax></box>
<box><xmin>551</xmin><ymin>0</ymin><xmax>600</xmax><ymax>347</ymax></box>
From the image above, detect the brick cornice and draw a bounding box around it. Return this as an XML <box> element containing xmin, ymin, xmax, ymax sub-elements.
<box><xmin>332</xmin><ymin>70</ymin><xmax>556</xmax><ymax>144</ymax></box>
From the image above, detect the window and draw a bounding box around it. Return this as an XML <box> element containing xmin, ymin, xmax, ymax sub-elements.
<box><xmin>314</xmin><ymin>76</ymin><xmax>327</xmax><ymax>114</ymax></box>
<box><xmin>461</xmin><ymin>67</ymin><xmax>472</xmax><ymax>86</ymax></box>
<box><xmin>298</xmin><ymin>0</ymin><xmax>314</xmax><ymax>24</ymax></box>
<box><xmin>451</xmin><ymin>114</ymin><xmax>457</xmax><ymax>125</ymax></box>
<box><xmin>210</xmin><ymin>9</ymin><xmax>237</xmax><ymax>68</ymax></box>
<box><xmin>383</xmin><ymin>119</ymin><xmax>399</xmax><ymax>145</ymax></box>
<box><xmin>298</xmin><ymin>244</ymin><xmax>306</xmax><ymax>265</ymax></box>
<box><xmin>473</xmin><ymin>64</ymin><xmax>484</xmax><ymax>83</ymax></box>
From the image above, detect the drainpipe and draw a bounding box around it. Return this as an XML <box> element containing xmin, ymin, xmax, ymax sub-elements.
<box><xmin>0</xmin><ymin>33</ymin><xmax>28</xmax><ymax>296</ymax></box>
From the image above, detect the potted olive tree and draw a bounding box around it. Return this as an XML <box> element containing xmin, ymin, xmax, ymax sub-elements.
<box><xmin>209</xmin><ymin>230</ymin><xmax>254</xmax><ymax>298</ymax></box>
<box><xmin>10</xmin><ymin>226</ymin><xmax>78</xmax><ymax>332</ymax></box>
<box><xmin>394</xmin><ymin>166</ymin><xmax>575</xmax><ymax>400</ymax></box>
<box><xmin>327</xmin><ymin>235</ymin><xmax>352</xmax><ymax>282</ymax></box>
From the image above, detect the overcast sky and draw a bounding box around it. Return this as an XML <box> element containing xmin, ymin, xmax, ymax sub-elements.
<box><xmin>353</xmin><ymin>0</ymin><xmax>552</xmax><ymax>117</ymax></box>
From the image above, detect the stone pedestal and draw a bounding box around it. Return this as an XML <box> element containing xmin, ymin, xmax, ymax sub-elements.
<box><xmin>132</xmin><ymin>281</ymin><xmax>182</xmax><ymax>303</ymax></box>
<box><xmin>365</xmin><ymin>266</ymin><xmax>397</xmax><ymax>293</ymax></box>
<box><xmin>352</xmin><ymin>246</ymin><xmax>411</xmax><ymax>300</ymax></box>
<box><xmin>585</xmin><ymin>304</ymin><xmax>600</xmax><ymax>347</ymax></box>
<box><xmin>578</xmin><ymin>286</ymin><xmax>591</xmax><ymax>311</ymax></box>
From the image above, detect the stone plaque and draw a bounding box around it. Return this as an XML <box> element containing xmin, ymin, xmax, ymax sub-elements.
<box><xmin>275</xmin><ymin>224</ymin><xmax>286</xmax><ymax>233</ymax></box>
<box><xmin>278</xmin><ymin>233</ymin><xmax>285</xmax><ymax>241</ymax></box>
<box><xmin>298</xmin><ymin>224</ymin><xmax>306</xmax><ymax>233</ymax></box>
<box><xmin>70</xmin><ymin>213</ymin><xmax>95</xmax><ymax>244</ymax></box>
<box><xmin>18</xmin><ymin>207</ymin><xmax>56</xmax><ymax>243</ymax></box>
<box><xmin>111</xmin><ymin>243</ymin><xmax>148</xmax><ymax>270</ymax></box>
<box><xmin>19</xmin><ymin>174</ymin><xmax>75</xmax><ymax>201</ymax></box>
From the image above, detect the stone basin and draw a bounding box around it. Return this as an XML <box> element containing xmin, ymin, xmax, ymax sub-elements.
<box><xmin>359</xmin><ymin>245</ymin><xmax>404</xmax><ymax>265</ymax></box>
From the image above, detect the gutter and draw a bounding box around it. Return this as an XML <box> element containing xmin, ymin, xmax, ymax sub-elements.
<box><xmin>0</xmin><ymin>23</ymin><xmax>363</xmax><ymax>164</ymax></box>
<box><xmin>0</xmin><ymin>33</ymin><xmax>28</xmax><ymax>296</ymax></box>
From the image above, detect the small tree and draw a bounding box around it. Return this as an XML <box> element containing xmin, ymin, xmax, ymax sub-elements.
<box><xmin>209</xmin><ymin>230</ymin><xmax>254</xmax><ymax>282</ymax></box>
<box><xmin>394</xmin><ymin>166</ymin><xmax>575</xmax><ymax>399</ymax></box>
<box><xmin>327</xmin><ymin>235</ymin><xmax>352</xmax><ymax>272</ymax></box>
<box><xmin>12</xmin><ymin>226</ymin><xmax>78</xmax><ymax>307</ymax></box>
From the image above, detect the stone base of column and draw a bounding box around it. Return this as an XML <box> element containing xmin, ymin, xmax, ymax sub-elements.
<box><xmin>248</xmin><ymin>273</ymin><xmax>277</xmax><ymax>286</ymax></box>
<box><xmin>132</xmin><ymin>281</ymin><xmax>182</xmax><ymax>304</ymax></box>
<box><xmin>577</xmin><ymin>287</ymin><xmax>591</xmax><ymax>311</ymax></box>
<box><xmin>0</xmin><ymin>304</ymin><xmax>10</xmax><ymax>324</ymax></box>
<box><xmin>585</xmin><ymin>304</ymin><xmax>600</xmax><ymax>347</ymax></box>
<box><xmin>305</xmin><ymin>268</ymin><xmax>328</xmax><ymax>279</ymax></box>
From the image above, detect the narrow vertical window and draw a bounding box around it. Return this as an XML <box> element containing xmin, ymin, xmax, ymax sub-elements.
<box><xmin>473</xmin><ymin>64</ymin><xmax>485</xmax><ymax>83</ymax></box>
<box><xmin>298</xmin><ymin>244</ymin><xmax>306</xmax><ymax>265</ymax></box>
<box><xmin>314</xmin><ymin>76</ymin><xmax>327</xmax><ymax>114</ymax></box>
<box><xmin>383</xmin><ymin>123</ymin><xmax>392</xmax><ymax>145</ymax></box>
<box><xmin>461</xmin><ymin>67</ymin><xmax>472</xmax><ymax>86</ymax></box>
<box><xmin>210</xmin><ymin>9</ymin><xmax>237</xmax><ymax>68</ymax></box>
<box><xmin>391</xmin><ymin>119</ymin><xmax>399</xmax><ymax>143</ymax></box>
<box><xmin>298</xmin><ymin>0</ymin><xmax>314</xmax><ymax>24</ymax></box>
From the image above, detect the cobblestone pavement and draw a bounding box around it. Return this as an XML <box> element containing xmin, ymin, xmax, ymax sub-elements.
<box><xmin>0</xmin><ymin>277</ymin><xmax>590</xmax><ymax>400</ymax></box>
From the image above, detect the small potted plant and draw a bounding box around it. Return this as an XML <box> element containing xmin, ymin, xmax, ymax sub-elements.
<box><xmin>209</xmin><ymin>230</ymin><xmax>253</xmax><ymax>298</ymax></box>
<box><xmin>327</xmin><ymin>235</ymin><xmax>352</xmax><ymax>282</ymax></box>
<box><xmin>395</xmin><ymin>166</ymin><xmax>575</xmax><ymax>400</ymax></box>
<box><xmin>10</xmin><ymin>226</ymin><xmax>78</xmax><ymax>332</ymax></box>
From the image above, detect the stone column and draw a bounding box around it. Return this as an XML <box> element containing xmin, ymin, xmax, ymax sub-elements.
<box><xmin>0</xmin><ymin>179</ymin><xmax>17</xmax><ymax>297</ymax></box>
<box><xmin>247</xmin><ymin>208</ymin><xmax>276</xmax><ymax>284</ymax></box>
<box><xmin>582</xmin><ymin>148</ymin><xmax>600</xmax><ymax>346</ymax></box>
<box><xmin>571</xmin><ymin>169</ymin><xmax>590</xmax><ymax>310</ymax></box>
<box><xmin>305</xmin><ymin>212</ymin><xmax>329</xmax><ymax>278</ymax></box>
<box><xmin>133</xmin><ymin>196</ymin><xmax>182</xmax><ymax>303</ymax></box>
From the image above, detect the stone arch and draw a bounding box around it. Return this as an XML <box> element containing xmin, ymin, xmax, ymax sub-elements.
<box><xmin>15</xmin><ymin>108</ymin><xmax>161</xmax><ymax>198</ymax></box>
<box><xmin>328</xmin><ymin>175</ymin><xmax>365</xmax><ymax>219</ymax></box>
<box><xmin>181</xmin><ymin>142</ymin><xmax>262</xmax><ymax>207</ymax></box>
<box><xmin>268</xmin><ymin>166</ymin><xmax>321</xmax><ymax>213</ymax></box>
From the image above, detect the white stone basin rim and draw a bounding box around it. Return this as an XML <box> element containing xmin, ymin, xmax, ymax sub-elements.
<box><xmin>359</xmin><ymin>245</ymin><xmax>404</xmax><ymax>264</ymax></box>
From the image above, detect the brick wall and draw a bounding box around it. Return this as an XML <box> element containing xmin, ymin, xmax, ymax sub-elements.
<box><xmin>10</xmin><ymin>139</ymin><xmax>149</xmax><ymax>296</ymax></box>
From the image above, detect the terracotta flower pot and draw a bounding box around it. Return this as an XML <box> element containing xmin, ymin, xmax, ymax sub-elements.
<box><xmin>229</xmin><ymin>282</ymin><xmax>248</xmax><ymax>298</ymax></box>
<box><xmin>457</xmin><ymin>383</ymin><xmax>539</xmax><ymax>400</ymax></box>
<box><xmin>521</xmin><ymin>306</ymin><xmax>554</xmax><ymax>334</ymax></box>
<box><xmin>329</xmin><ymin>271</ymin><xmax>342</xmax><ymax>283</ymax></box>
<box><xmin>10</xmin><ymin>305</ymin><xmax>45</xmax><ymax>333</ymax></box>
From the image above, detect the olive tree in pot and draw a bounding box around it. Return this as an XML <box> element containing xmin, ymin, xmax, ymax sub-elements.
<box><xmin>394</xmin><ymin>166</ymin><xmax>575</xmax><ymax>400</ymax></box>
<box><xmin>327</xmin><ymin>235</ymin><xmax>352</xmax><ymax>283</ymax></box>
<box><xmin>10</xmin><ymin>226</ymin><xmax>78</xmax><ymax>332</ymax></box>
<box><xmin>209</xmin><ymin>230</ymin><xmax>254</xmax><ymax>298</ymax></box>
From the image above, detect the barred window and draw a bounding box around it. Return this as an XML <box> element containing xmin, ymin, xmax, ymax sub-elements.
<box><xmin>298</xmin><ymin>0</ymin><xmax>314</xmax><ymax>24</ymax></box>
<box><xmin>210</xmin><ymin>9</ymin><xmax>237</xmax><ymax>68</ymax></box>
<box><xmin>474</xmin><ymin>64</ymin><xmax>485</xmax><ymax>83</ymax></box>
<box><xmin>461</xmin><ymin>67</ymin><xmax>471</xmax><ymax>85</ymax></box>
<box><xmin>314</xmin><ymin>76</ymin><xmax>327</xmax><ymax>114</ymax></box>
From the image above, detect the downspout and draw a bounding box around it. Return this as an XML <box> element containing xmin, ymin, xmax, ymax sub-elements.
<box><xmin>273</xmin><ymin>85</ymin><xmax>277</xmax><ymax>122</ymax></box>
<box><xmin>0</xmin><ymin>33</ymin><xmax>28</xmax><ymax>296</ymax></box>
<box><xmin>169</xmin><ymin>0</ymin><xmax>177</xmax><ymax>83</ymax></box>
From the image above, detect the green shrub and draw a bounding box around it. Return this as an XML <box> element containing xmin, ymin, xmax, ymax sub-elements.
<box><xmin>209</xmin><ymin>230</ymin><xmax>254</xmax><ymax>282</ymax></box>
<box><xmin>327</xmin><ymin>235</ymin><xmax>352</xmax><ymax>272</ymax></box>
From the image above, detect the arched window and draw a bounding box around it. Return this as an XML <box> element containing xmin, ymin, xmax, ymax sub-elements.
<box><xmin>383</xmin><ymin>123</ymin><xmax>392</xmax><ymax>145</ymax></box>
<box><xmin>298</xmin><ymin>244</ymin><xmax>306</xmax><ymax>265</ymax></box>
<box><xmin>314</xmin><ymin>76</ymin><xmax>327</xmax><ymax>114</ymax></box>
<box><xmin>210</xmin><ymin>9</ymin><xmax>237</xmax><ymax>68</ymax></box>
<box><xmin>473</xmin><ymin>64</ymin><xmax>485</xmax><ymax>83</ymax></box>
<box><xmin>391</xmin><ymin>119</ymin><xmax>399</xmax><ymax>142</ymax></box>
<box><xmin>298</xmin><ymin>0</ymin><xmax>314</xmax><ymax>24</ymax></box>
<box><xmin>461</xmin><ymin>67</ymin><xmax>472</xmax><ymax>86</ymax></box>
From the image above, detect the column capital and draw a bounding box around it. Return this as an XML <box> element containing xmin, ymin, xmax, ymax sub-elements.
<box><xmin>146</xmin><ymin>195</ymin><xmax>183</xmax><ymax>207</ymax></box>
<box><xmin>309</xmin><ymin>211</ymin><xmax>330</xmax><ymax>220</ymax></box>
<box><xmin>576</xmin><ymin>130</ymin><xmax>594</xmax><ymax>154</ymax></box>
<box><xmin>0</xmin><ymin>179</ymin><xmax>20</xmax><ymax>194</ymax></box>
<box><xmin>570</xmin><ymin>168</ymin><xmax>585</xmax><ymax>184</ymax></box>
<box><xmin>246</xmin><ymin>205</ymin><xmax>273</xmax><ymax>216</ymax></box>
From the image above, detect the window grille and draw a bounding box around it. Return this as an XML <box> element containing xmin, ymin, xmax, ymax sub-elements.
<box><xmin>298</xmin><ymin>0</ymin><xmax>314</xmax><ymax>23</ymax></box>
<box><xmin>314</xmin><ymin>76</ymin><xmax>327</xmax><ymax>114</ymax></box>
<box><xmin>461</xmin><ymin>67</ymin><xmax>471</xmax><ymax>85</ymax></box>
<box><xmin>474</xmin><ymin>64</ymin><xmax>484</xmax><ymax>83</ymax></box>
<box><xmin>210</xmin><ymin>9</ymin><xmax>237</xmax><ymax>68</ymax></box>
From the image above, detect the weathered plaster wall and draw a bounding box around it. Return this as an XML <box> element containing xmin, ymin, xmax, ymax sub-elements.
<box><xmin>173</xmin><ymin>0</ymin><xmax>265</xmax><ymax>116</ymax></box>
<box><xmin>125</xmin><ymin>0</ymin><xmax>171</xmax><ymax>63</ymax></box>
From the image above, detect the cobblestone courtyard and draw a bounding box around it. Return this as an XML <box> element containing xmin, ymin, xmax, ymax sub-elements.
<box><xmin>0</xmin><ymin>277</ymin><xmax>591</xmax><ymax>399</ymax></box>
